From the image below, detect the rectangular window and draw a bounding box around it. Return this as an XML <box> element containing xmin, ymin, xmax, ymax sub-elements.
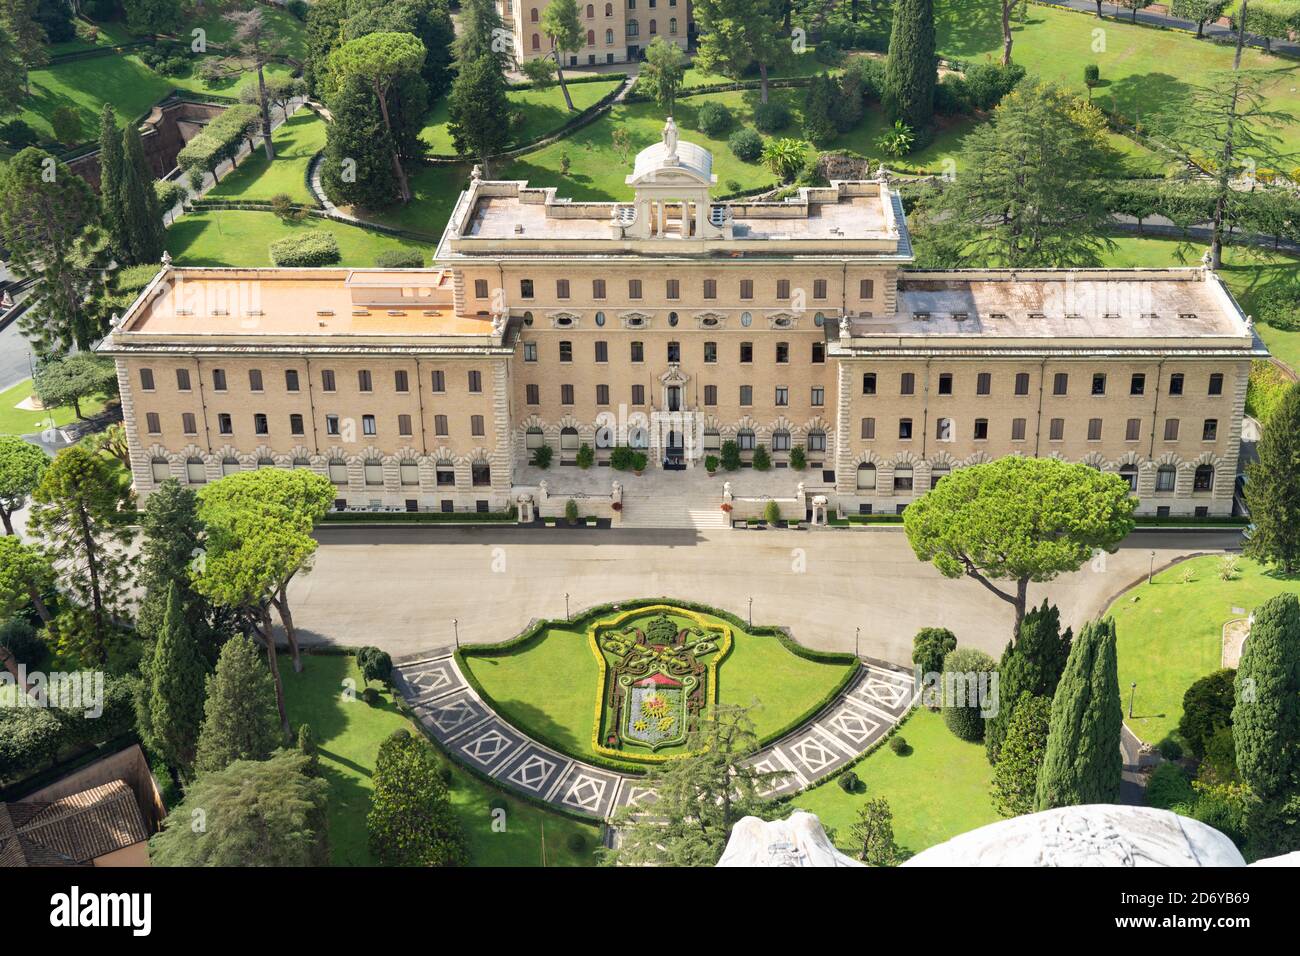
<box><xmin>974</xmin><ymin>419</ymin><xmax>989</xmax><ymax>440</ymax></box>
<box><xmin>397</xmin><ymin>414</ymin><xmax>412</xmax><ymax>437</ymax></box>
<box><xmin>430</xmin><ymin>370</ymin><xmax>445</xmax><ymax>392</ymax></box>
<box><xmin>468</xmin><ymin>370</ymin><xmax>482</xmax><ymax>392</ymax></box>
<box><xmin>212</xmin><ymin>368</ymin><xmax>227</xmax><ymax>391</ymax></box>
<box><xmin>776</xmin><ymin>279</ymin><xmax>791</xmax><ymax>299</ymax></box>
<box><xmin>254</xmin><ymin>413</ymin><xmax>268</xmax><ymax>435</ymax></box>
<box><xmin>704</xmin><ymin>385</ymin><xmax>717</xmax><ymax>406</ymax></box>
<box><xmin>437</xmin><ymin>467</ymin><xmax>454</xmax><ymax>487</ymax></box>
<box><xmin>291</xmin><ymin>413</ymin><xmax>305</xmax><ymax>435</ymax></box>
<box><xmin>556</xmin><ymin>278</ymin><xmax>570</xmax><ymax>299</ymax></box>
<box><xmin>140</xmin><ymin>368</ymin><xmax>155</xmax><ymax>391</ymax></box>
<box><xmin>394</xmin><ymin>369</ymin><xmax>409</xmax><ymax>392</ymax></box>
<box><xmin>775</xmin><ymin>342</ymin><xmax>789</xmax><ymax>364</ymax></box>
<box><xmin>859</xmin><ymin>278</ymin><xmax>875</xmax><ymax>299</ymax></box>
<box><xmin>176</xmin><ymin>368</ymin><xmax>191</xmax><ymax>391</ymax></box>
<box><xmin>1053</xmin><ymin>373</ymin><xmax>1068</xmax><ymax>396</ymax></box>
<box><xmin>362</xmin><ymin>414</ymin><xmax>376</xmax><ymax>436</ymax></box>
<box><xmin>146</xmin><ymin>412</ymin><xmax>161</xmax><ymax>434</ymax></box>
<box><xmin>596</xmin><ymin>384</ymin><xmax>610</xmax><ymax>405</ymax></box>
<box><xmin>1091</xmin><ymin>373</ymin><xmax>1106</xmax><ymax>396</ymax></box>
<box><xmin>1130</xmin><ymin>373</ymin><xmax>1145</xmax><ymax>396</ymax></box>
<box><xmin>218</xmin><ymin>413</ymin><xmax>233</xmax><ymax>435</ymax></box>
<box><xmin>284</xmin><ymin>369</ymin><xmax>300</xmax><ymax>392</ymax></box>
<box><xmin>559</xmin><ymin>340</ymin><xmax>573</xmax><ymax>362</ymax></box>
<box><xmin>704</xmin><ymin>341</ymin><xmax>717</xmax><ymax>363</ymax></box>
<box><xmin>630</xmin><ymin>341</ymin><xmax>644</xmax><ymax>362</ymax></box>
<box><xmin>1164</xmin><ymin>418</ymin><xmax>1180</xmax><ymax>441</ymax></box>
<box><xmin>595</xmin><ymin>340</ymin><xmax>608</xmax><ymax>363</ymax></box>
<box><xmin>321</xmin><ymin>369</ymin><xmax>335</xmax><ymax>392</ymax></box>
<box><xmin>938</xmin><ymin>373</ymin><xmax>953</xmax><ymax>395</ymax></box>
<box><xmin>738</xmin><ymin>431</ymin><xmax>756</xmax><ymax>451</ymax></box>
<box><xmin>1203</xmin><ymin>418</ymin><xmax>1218</xmax><ymax>441</ymax></box>
<box><xmin>1208</xmin><ymin>372</ymin><xmax>1224</xmax><ymax>396</ymax></box>
<box><xmin>592</xmin><ymin>278</ymin><xmax>606</xmax><ymax>299</ymax></box>
<box><xmin>665</xmin><ymin>278</ymin><xmax>679</xmax><ymax>299</ymax></box>
<box><xmin>561</xmin><ymin>384</ymin><xmax>574</xmax><ymax>405</ymax></box>
<box><xmin>474</xmin><ymin>278</ymin><xmax>488</xmax><ymax>298</ymax></box>
<box><xmin>813</xmin><ymin>278</ymin><xmax>828</xmax><ymax>300</ymax></box>
<box><xmin>812</xmin><ymin>342</ymin><xmax>825</xmax><ymax>364</ymax></box>
<box><xmin>1169</xmin><ymin>373</ymin><xmax>1184</xmax><ymax>395</ymax></box>
<box><xmin>740</xmin><ymin>385</ymin><xmax>753</xmax><ymax>407</ymax></box>
<box><xmin>1126</xmin><ymin>418</ymin><xmax>1141</xmax><ymax>441</ymax></box>
<box><xmin>740</xmin><ymin>279</ymin><xmax>754</xmax><ymax>300</ymax></box>
<box><xmin>976</xmin><ymin>372</ymin><xmax>991</xmax><ymax>396</ymax></box>
<box><xmin>358</xmin><ymin>370</ymin><xmax>372</xmax><ymax>392</ymax></box>
<box><xmin>326</xmin><ymin>415</ymin><xmax>339</xmax><ymax>436</ymax></box>
<box><xmin>861</xmin><ymin>417</ymin><xmax>875</xmax><ymax>440</ymax></box>
<box><xmin>1049</xmin><ymin>418</ymin><xmax>1064</xmax><ymax>441</ymax></box>
<box><xmin>434</xmin><ymin>414</ymin><xmax>448</xmax><ymax>436</ymax></box>
<box><xmin>863</xmin><ymin>373</ymin><xmax>877</xmax><ymax>395</ymax></box>
<box><xmin>631</xmin><ymin>384</ymin><xmax>645</xmax><ymax>405</ymax></box>
<box><xmin>1088</xmin><ymin>418</ymin><xmax>1102</xmax><ymax>441</ymax></box>
<box><xmin>471</xmin><ymin>415</ymin><xmax>485</xmax><ymax>437</ymax></box>
<box><xmin>773</xmin><ymin>432</ymin><xmax>791</xmax><ymax>452</ymax></box>
<box><xmin>667</xmin><ymin>341</ymin><xmax>680</xmax><ymax>362</ymax></box>
<box><xmin>775</xmin><ymin>386</ymin><xmax>789</xmax><ymax>406</ymax></box>
<box><xmin>703</xmin><ymin>278</ymin><xmax>717</xmax><ymax>299</ymax></box>
<box><xmin>182</xmin><ymin>412</ymin><xmax>198</xmax><ymax>435</ymax></box>
<box><xmin>901</xmin><ymin>372</ymin><xmax>915</xmax><ymax>396</ymax></box>
<box><xmin>628</xmin><ymin>278</ymin><xmax>643</xmax><ymax>299</ymax></box>
<box><xmin>520</xmin><ymin>278</ymin><xmax>534</xmax><ymax>299</ymax></box>
<box><xmin>1011</xmin><ymin>418</ymin><xmax>1026</xmax><ymax>441</ymax></box>
<box><xmin>740</xmin><ymin>342</ymin><xmax>753</xmax><ymax>364</ymax></box>
<box><xmin>523</xmin><ymin>342</ymin><xmax>537</xmax><ymax>362</ymax></box>
<box><xmin>526</xmin><ymin>384</ymin><xmax>540</xmax><ymax>405</ymax></box>
<box><xmin>899</xmin><ymin>418</ymin><xmax>913</xmax><ymax>440</ymax></box>
<box><xmin>249</xmin><ymin>369</ymin><xmax>264</xmax><ymax>392</ymax></box>
<box><xmin>808</xmin><ymin>431</ymin><xmax>826</xmax><ymax>452</ymax></box>
<box><xmin>811</xmin><ymin>386</ymin><xmax>824</xmax><ymax>407</ymax></box>
<box><xmin>1014</xmin><ymin>372</ymin><xmax>1029</xmax><ymax>396</ymax></box>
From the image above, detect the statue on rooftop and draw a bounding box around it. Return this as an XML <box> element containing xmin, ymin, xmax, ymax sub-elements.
<box><xmin>662</xmin><ymin>117</ymin><xmax>678</xmax><ymax>161</ymax></box>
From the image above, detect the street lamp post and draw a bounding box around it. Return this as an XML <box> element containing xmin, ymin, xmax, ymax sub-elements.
<box><xmin>565</xmin><ymin>592</ymin><xmax>570</xmax><ymax>621</ymax></box>
<box><xmin>453</xmin><ymin>618</ymin><xmax>459</xmax><ymax>650</ymax></box>
<box><xmin>855</xmin><ymin>626</ymin><xmax>860</xmax><ymax>660</ymax></box>
<box><xmin>748</xmin><ymin>596</ymin><xmax>752</xmax><ymax>628</ymax></box>
<box><xmin>1128</xmin><ymin>681</ymin><xmax>1137</xmax><ymax>718</ymax></box>
<box><xmin>1148</xmin><ymin>550</ymin><xmax>1155</xmax><ymax>585</ymax></box>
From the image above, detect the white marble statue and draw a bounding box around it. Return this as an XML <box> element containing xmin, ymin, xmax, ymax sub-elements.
<box><xmin>663</xmin><ymin>117</ymin><xmax>678</xmax><ymax>159</ymax></box>
<box><xmin>717</xmin><ymin>812</ymin><xmax>864</xmax><ymax>867</ymax></box>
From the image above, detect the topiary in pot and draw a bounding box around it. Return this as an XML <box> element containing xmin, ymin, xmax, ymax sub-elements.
<box><xmin>705</xmin><ymin>454</ymin><xmax>719</xmax><ymax>474</ymax></box>
<box><xmin>565</xmin><ymin>498</ymin><xmax>579</xmax><ymax>525</ymax></box>
<box><xmin>576</xmin><ymin>443</ymin><xmax>594</xmax><ymax>469</ymax></box>
<box><xmin>531</xmin><ymin>444</ymin><xmax>553</xmax><ymax>469</ymax></box>
<box><xmin>720</xmin><ymin>440</ymin><xmax>741</xmax><ymax>471</ymax></box>
<box><xmin>752</xmin><ymin>444</ymin><xmax>772</xmax><ymax>471</ymax></box>
<box><xmin>790</xmin><ymin>446</ymin><xmax>806</xmax><ymax>470</ymax></box>
<box><xmin>764</xmin><ymin>500</ymin><xmax>781</xmax><ymax>525</ymax></box>
<box><xmin>631</xmin><ymin>451</ymin><xmax>648</xmax><ymax>474</ymax></box>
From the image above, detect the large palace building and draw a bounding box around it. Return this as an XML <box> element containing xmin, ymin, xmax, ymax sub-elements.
<box><xmin>500</xmin><ymin>0</ymin><xmax>692</xmax><ymax>66</ymax></box>
<box><xmin>100</xmin><ymin>121</ymin><xmax>1266</xmax><ymax>522</ymax></box>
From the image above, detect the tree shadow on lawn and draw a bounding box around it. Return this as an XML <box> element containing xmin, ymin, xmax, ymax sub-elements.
<box><xmin>490</xmin><ymin>694</ymin><xmax>592</xmax><ymax>758</ymax></box>
<box><xmin>1095</xmin><ymin>72</ymin><xmax>1195</xmax><ymax>134</ymax></box>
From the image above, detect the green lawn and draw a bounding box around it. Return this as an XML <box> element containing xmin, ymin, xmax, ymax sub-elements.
<box><xmin>680</xmin><ymin>48</ymin><xmax>831</xmax><ymax>88</ymax></box>
<box><xmin>166</xmin><ymin>210</ymin><xmax>434</xmax><ymax>267</ymax></box>
<box><xmin>364</xmin><ymin>162</ymin><xmax>473</xmax><ymax>236</ymax></box>
<box><xmin>187</xmin><ymin>6</ymin><xmax>309</xmax><ymax>62</ymax></box>
<box><xmin>209</xmin><ymin>110</ymin><xmax>327</xmax><ymax>205</ymax></box>
<box><xmin>420</xmin><ymin>78</ymin><xmax>624</xmax><ymax>154</ymax></box>
<box><xmin>48</xmin><ymin>18</ymin><xmax>137</xmax><ymax>54</ymax></box>
<box><xmin>789</xmin><ymin>708</ymin><xmax>999</xmax><ymax>857</ymax></box>
<box><xmin>281</xmin><ymin>654</ymin><xmax>599</xmax><ymax>867</ymax></box>
<box><xmin>0</xmin><ymin>377</ymin><xmax>112</xmax><ymax>437</ymax></box>
<box><xmin>1108</xmin><ymin>555</ymin><xmax>1299</xmax><ymax>746</ymax></box>
<box><xmin>461</xmin><ymin>609</ymin><xmax>856</xmax><ymax>769</ymax></box>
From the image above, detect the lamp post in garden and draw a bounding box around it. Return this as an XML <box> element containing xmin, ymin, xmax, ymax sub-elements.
<box><xmin>453</xmin><ymin>618</ymin><xmax>459</xmax><ymax>650</ymax></box>
<box><xmin>565</xmin><ymin>592</ymin><xmax>570</xmax><ymax>621</ymax></box>
<box><xmin>748</xmin><ymin>596</ymin><xmax>753</xmax><ymax>628</ymax></box>
<box><xmin>1128</xmin><ymin>681</ymin><xmax>1137</xmax><ymax>718</ymax></box>
<box><xmin>855</xmin><ymin>626</ymin><xmax>860</xmax><ymax>660</ymax></box>
<box><xmin>1148</xmin><ymin>550</ymin><xmax>1155</xmax><ymax>585</ymax></box>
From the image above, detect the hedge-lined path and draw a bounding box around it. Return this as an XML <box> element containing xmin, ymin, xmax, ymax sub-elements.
<box><xmin>391</xmin><ymin>650</ymin><xmax>916</xmax><ymax>820</ymax></box>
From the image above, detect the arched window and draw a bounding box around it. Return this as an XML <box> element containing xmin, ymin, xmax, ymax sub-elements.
<box><xmin>525</xmin><ymin>426</ymin><xmax>545</xmax><ymax>449</ymax></box>
<box><xmin>627</xmin><ymin>18</ymin><xmax>638</xmax><ymax>36</ymax></box>
<box><xmin>605</xmin><ymin>1</ymin><xmax>613</xmax><ymax>14</ymax></box>
<box><xmin>256</xmin><ymin>457</ymin><xmax>274</xmax><ymax>469</ymax></box>
<box><xmin>586</xmin><ymin>3</ymin><xmax>594</xmax><ymax>16</ymax></box>
<box><xmin>807</xmin><ymin>430</ymin><xmax>826</xmax><ymax>453</ymax></box>
<box><xmin>364</xmin><ymin>459</ymin><xmax>383</xmax><ymax>486</ymax></box>
<box><xmin>669</xmin><ymin>16</ymin><xmax>678</xmax><ymax>33</ymax></box>
<box><xmin>1119</xmin><ymin>463</ymin><xmax>1138</xmax><ymax>492</ymax></box>
<box><xmin>221</xmin><ymin>456</ymin><xmax>239</xmax><ymax>476</ymax></box>
<box><xmin>772</xmin><ymin>430</ymin><xmax>791</xmax><ymax>452</ymax></box>
<box><xmin>328</xmin><ymin>460</ymin><xmax>348</xmax><ymax>484</ymax></box>
<box><xmin>587</xmin><ymin>29</ymin><xmax>595</xmax><ymax>45</ymax></box>
<box><xmin>151</xmin><ymin>457</ymin><xmax>169</xmax><ymax>483</ymax></box>
<box><xmin>560</xmin><ymin>426</ymin><xmax>580</xmax><ymax>451</ymax></box>
<box><xmin>649</xmin><ymin>18</ymin><xmax>656</xmax><ymax>33</ymax></box>
<box><xmin>530</xmin><ymin>8</ymin><xmax>539</xmax><ymax>21</ymax></box>
<box><xmin>1156</xmin><ymin>464</ymin><xmax>1176</xmax><ymax>492</ymax></box>
<box><xmin>472</xmin><ymin>461</ymin><xmax>491</xmax><ymax>487</ymax></box>
<box><xmin>186</xmin><ymin>457</ymin><xmax>206</xmax><ymax>484</ymax></box>
<box><xmin>737</xmin><ymin>429</ymin><xmax>755</xmax><ymax>451</ymax></box>
<box><xmin>930</xmin><ymin>465</ymin><xmax>951</xmax><ymax>486</ymax></box>
<box><xmin>1194</xmin><ymin>464</ymin><xmax>1214</xmax><ymax>492</ymax></box>
<box><xmin>894</xmin><ymin>464</ymin><xmax>914</xmax><ymax>491</ymax></box>
<box><xmin>856</xmin><ymin>462</ymin><xmax>877</xmax><ymax>491</ymax></box>
<box><xmin>531</xmin><ymin>32</ymin><xmax>540</xmax><ymax>50</ymax></box>
<box><xmin>605</xmin><ymin>28</ymin><xmax>613</xmax><ymax>43</ymax></box>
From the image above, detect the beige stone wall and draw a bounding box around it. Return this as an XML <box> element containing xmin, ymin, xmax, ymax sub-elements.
<box><xmin>504</xmin><ymin>0</ymin><xmax>690</xmax><ymax>63</ymax></box>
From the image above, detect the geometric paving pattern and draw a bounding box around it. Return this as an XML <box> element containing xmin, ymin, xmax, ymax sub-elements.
<box><xmin>393</xmin><ymin>651</ymin><xmax>916</xmax><ymax>821</ymax></box>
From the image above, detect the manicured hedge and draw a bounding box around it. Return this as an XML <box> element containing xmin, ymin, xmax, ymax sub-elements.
<box><xmin>177</xmin><ymin>103</ymin><xmax>260</xmax><ymax>186</ymax></box>
<box><xmin>322</xmin><ymin>508</ymin><xmax>515</xmax><ymax>524</ymax></box>
<box><xmin>269</xmin><ymin>231</ymin><xmax>341</xmax><ymax>266</ymax></box>
<box><xmin>374</xmin><ymin>249</ymin><xmax>426</xmax><ymax>268</ymax></box>
<box><xmin>0</xmin><ymin>676</ymin><xmax>136</xmax><ymax>785</ymax></box>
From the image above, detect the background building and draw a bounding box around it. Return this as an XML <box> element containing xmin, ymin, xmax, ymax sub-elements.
<box><xmin>500</xmin><ymin>0</ymin><xmax>692</xmax><ymax>65</ymax></box>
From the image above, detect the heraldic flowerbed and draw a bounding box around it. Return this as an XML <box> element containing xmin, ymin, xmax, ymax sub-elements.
<box><xmin>456</xmin><ymin>600</ymin><xmax>862</xmax><ymax>772</ymax></box>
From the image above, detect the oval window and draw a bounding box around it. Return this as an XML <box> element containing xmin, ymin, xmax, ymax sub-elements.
<box><xmin>814</xmin><ymin>312</ymin><xmax>825</xmax><ymax>327</ymax></box>
<box><xmin>668</xmin><ymin>311</ymin><xmax>678</xmax><ymax>327</ymax></box>
<box><xmin>595</xmin><ymin>311</ymin><xmax>606</xmax><ymax>326</ymax></box>
<box><xmin>523</xmin><ymin>311</ymin><xmax>534</xmax><ymax>326</ymax></box>
<box><xmin>740</xmin><ymin>312</ymin><xmax>752</xmax><ymax>327</ymax></box>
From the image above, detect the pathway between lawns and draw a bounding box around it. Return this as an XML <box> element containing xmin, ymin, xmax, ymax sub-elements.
<box><xmin>391</xmin><ymin>651</ymin><xmax>916</xmax><ymax>820</ymax></box>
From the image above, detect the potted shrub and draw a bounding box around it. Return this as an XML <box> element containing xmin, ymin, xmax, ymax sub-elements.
<box><xmin>611</xmin><ymin>501</ymin><xmax>622</xmax><ymax>512</ymax></box>
<box><xmin>764</xmin><ymin>500</ymin><xmax>782</xmax><ymax>527</ymax></box>
<box><xmin>631</xmin><ymin>451</ymin><xmax>647</xmax><ymax>475</ymax></box>
<box><xmin>790</xmin><ymin>446</ymin><xmax>806</xmax><ymax>471</ymax></box>
<box><xmin>720</xmin><ymin>502</ymin><xmax>733</xmax><ymax>514</ymax></box>
<box><xmin>720</xmin><ymin>440</ymin><xmax>741</xmax><ymax>472</ymax></box>
<box><xmin>576</xmin><ymin>443</ymin><xmax>594</xmax><ymax>469</ymax></box>
<box><xmin>610</xmin><ymin>446</ymin><xmax>633</xmax><ymax>471</ymax></box>
<box><xmin>531</xmin><ymin>444</ymin><xmax>553</xmax><ymax>469</ymax></box>
<box><xmin>585</xmin><ymin>516</ymin><xmax>598</xmax><ymax>527</ymax></box>
<box><xmin>564</xmin><ymin>498</ymin><xmax>579</xmax><ymax>525</ymax></box>
<box><xmin>705</xmin><ymin>454</ymin><xmax>719</xmax><ymax>475</ymax></box>
<box><xmin>753</xmin><ymin>444</ymin><xmax>772</xmax><ymax>471</ymax></box>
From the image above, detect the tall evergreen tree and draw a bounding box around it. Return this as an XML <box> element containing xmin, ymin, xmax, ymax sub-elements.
<box><xmin>986</xmin><ymin>601</ymin><xmax>1073</xmax><ymax>763</ymax></box>
<box><xmin>194</xmin><ymin>635</ymin><xmax>282</xmax><ymax>773</ymax></box>
<box><xmin>119</xmin><ymin>122</ymin><xmax>166</xmax><ymax>265</ymax></box>
<box><xmin>692</xmin><ymin>0</ymin><xmax>786</xmax><ymax>104</ymax></box>
<box><xmin>991</xmin><ymin>692</ymin><xmax>1051</xmax><ymax>817</ymax></box>
<box><xmin>1245</xmin><ymin>382</ymin><xmax>1300</xmax><ymax>574</ymax></box>
<box><xmin>802</xmin><ymin>73</ymin><xmax>837</xmax><ymax>146</ymax></box>
<box><xmin>1035</xmin><ymin>617</ymin><xmax>1123</xmax><ymax>809</ymax></box>
<box><xmin>0</xmin><ymin>24</ymin><xmax>23</xmax><ymax>106</ymax></box>
<box><xmin>97</xmin><ymin>104</ymin><xmax>129</xmax><ymax>262</ymax></box>
<box><xmin>143</xmin><ymin>582</ymin><xmax>208</xmax><ymax>775</ymax></box>
<box><xmin>882</xmin><ymin>0</ymin><xmax>936</xmax><ymax>135</ymax></box>
<box><xmin>321</xmin><ymin>73</ymin><xmax>401</xmax><ymax>209</ymax></box>
<box><xmin>136</xmin><ymin>479</ymin><xmax>210</xmax><ymax>645</ymax></box>
<box><xmin>447</xmin><ymin>54</ymin><xmax>511</xmax><ymax>176</ymax></box>
<box><xmin>1232</xmin><ymin>592</ymin><xmax>1300</xmax><ymax>800</ymax></box>
<box><xmin>0</xmin><ymin>0</ymin><xmax>48</xmax><ymax>94</ymax></box>
<box><xmin>541</xmin><ymin>0</ymin><xmax>583</xmax><ymax>112</ymax></box>
<box><xmin>452</xmin><ymin>0</ymin><xmax>511</xmax><ymax>75</ymax></box>
<box><xmin>367</xmin><ymin>730</ymin><xmax>467</xmax><ymax>866</ymax></box>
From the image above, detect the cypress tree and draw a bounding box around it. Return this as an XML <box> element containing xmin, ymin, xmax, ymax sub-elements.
<box><xmin>1244</xmin><ymin>382</ymin><xmax>1300</xmax><ymax>574</ymax></box>
<box><xmin>1232</xmin><ymin>592</ymin><xmax>1300</xmax><ymax>800</ymax></box>
<box><xmin>194</xmin><ymin>635</ymin><xmax>281</xmax><ymax>773</ymax></box>
<box><xmin>991</xmin><ymin>692</ymin><xmax>1051</xmax><ymax>817</ymax></box>
<box><xmin>97</xmin><ymin>103</ymin><xmax>128</xmax><ymax>260</ymax></box>
<box><xmin>986</xmin><ymin>601</ymin><xmax>1073</xmax><ymax>763</ymax></box>
<box><xmin>802</xmin><ymin>74</ymin><xmax>837</xmax><ymax>147</ymax></box>
<box><xmin>146</xmin><ymin>582</ymin><xmax>208</xmax><ymax>774</ymax></box>
<box><xmin>447</xmin><ymin>54</ymin><xmax>511</xmax><ymax>176</ymax></box>
<box><xmin>1035</xmin><ymin>617</ymin><xmax>1122</xmax><ymax>809</ymax></box>
<box><xmin>882</xmin><ymin>0</ymin><xmax>936</xmax><ymax>135</ymax></box>
<box><xmin>119</xmin><ymin>121</ymin><xmax>165</xmax><ymax>265</ymax></box>
<box><xmin>137</xmin><ymin>479</ymin><xmax>214</xmax><ymax>651</ymax></box>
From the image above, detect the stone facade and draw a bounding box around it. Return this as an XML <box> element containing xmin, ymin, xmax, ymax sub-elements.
<box><xmin>501</xmin><ymin>0</ymin><xmax>692</xmax><ymax>65</ymax></box>
<box><xmin>99</xmin><ymin>125</ymin><xmax>1265</xmax><ymax>518</ymax></box>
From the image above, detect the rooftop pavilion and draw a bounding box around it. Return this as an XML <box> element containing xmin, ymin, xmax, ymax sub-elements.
<box><xmin>435</xmin><ymin>118</ymin><xmax>910</xmax><ymax>260</ymax></box>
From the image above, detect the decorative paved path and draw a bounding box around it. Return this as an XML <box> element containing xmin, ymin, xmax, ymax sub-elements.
<box><xmin>391</xmin><ymin>651</ymin><xmax>917</xmax><ymax>820</ymax></box>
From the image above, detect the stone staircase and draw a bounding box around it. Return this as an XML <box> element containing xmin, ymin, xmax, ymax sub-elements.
<box><xmin>619</xmin><ymin>495</ymin><xmax>731</xmax><ymax>530</ymax></box>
